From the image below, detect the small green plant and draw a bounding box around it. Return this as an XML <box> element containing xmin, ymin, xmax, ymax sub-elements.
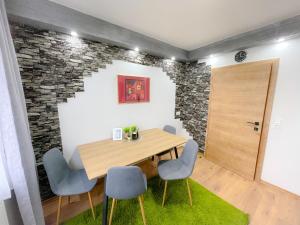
<box><xmin>123</xmin><ymin>127</ymin><xmax>130</xmax><ymax>133</ymax></box>
<box><xmin>123</xmin><ymin>126</ymin><xmax>139</xmax><ymax>141</ymax></box>
<box><xmin>130</xmin><ymin>125</ymin><xmax>137</xmax><ymax>133</ymax></box>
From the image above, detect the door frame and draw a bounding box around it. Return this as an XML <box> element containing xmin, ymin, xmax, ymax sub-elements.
<box><xmin>204</xmin><ymin>59</ymin><xmax>279</xmax><ymax>181</ymax></box>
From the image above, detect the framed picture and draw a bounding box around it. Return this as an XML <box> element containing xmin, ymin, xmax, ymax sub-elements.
<box><xmin>118</xmin><ymin>75</ymin><xmax>150</xmax><ymax>103</ymax></box>
<box><xmin>112</xmin><ymin>128</ymin><xmax>123</xmax><ymax>141</ymax></box>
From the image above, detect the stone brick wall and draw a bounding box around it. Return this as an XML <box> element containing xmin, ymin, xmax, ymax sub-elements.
<box><xmin>9</xmin><ymin>22</ymin><xmax>211</xmax><ymax>200</ymax></box>
<box><xmin>175</xmin><ymin>62</ymin><xmax>211</xmax><ymax>151</ymax></box>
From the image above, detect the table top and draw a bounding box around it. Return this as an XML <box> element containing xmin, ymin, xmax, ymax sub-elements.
<box><xmin>78</xmin><ymin>128</ymin><xmax>186</xmax><ymax>180</ymax></box>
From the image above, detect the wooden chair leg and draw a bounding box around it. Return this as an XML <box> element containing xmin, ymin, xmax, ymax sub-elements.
<box><xmin>87</xmin><ymin>192</ymin><xmax>95</xmax><ymax>219</ymax></box>
<box><xmin>56</xmin><ymin>196</ymin><xmax>62</xmax><ymax>225</ymax></box>
<box><xmin>141</xmin><ymin>194</ymin><xmax>144</xmax><ymax>204</ymax></box>
<box><xmin>162</xmin><ymin>181</ymin><xmax>168</xmax><ymax>207</ymax></box>
<box><xmin>138</xmin><ymin>196</ymin><xmax>147</xmax><ymax>225</ymax></box>
<box><xmin>109</xmin><ymin>198</ymin><xmax>116</xmax><ymax>225</ymax></box>
<box><xmin>169</xmin><ymin>151</ymin><xmax>173</xmax><ymax>159</ymax></box>
<box><xmin>186</xmin><ymin>179</ymin><xmax>192</xmax><ymax>206</ymax></box>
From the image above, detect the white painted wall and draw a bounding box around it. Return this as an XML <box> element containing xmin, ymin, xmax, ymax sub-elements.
<box><xmin>206</xmin><ymin>38</ymin><xmax>300</xmax><ymax>195</ymax></box>
<box><xmin>58</xmin><ymin>60</ymin><xmax>190</xmax><ymax>168</ymax></box>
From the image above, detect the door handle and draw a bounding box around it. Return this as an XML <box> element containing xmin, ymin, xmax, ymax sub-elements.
<box><xmin>247</xmin><ymin>121</ymin><xmax>259</xmax><ymax>126</ymax></box>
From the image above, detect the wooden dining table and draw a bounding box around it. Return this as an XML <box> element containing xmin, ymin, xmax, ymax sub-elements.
<box><xmin>78</xmin><ymin>128</ymin><xmax>186</xmax><ymax>225</ymax></box>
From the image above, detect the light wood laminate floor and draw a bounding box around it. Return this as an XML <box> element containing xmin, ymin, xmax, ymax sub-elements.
<box><xmin>43</xmin><ymin>153</ymin><xmax>300</xmax><ymax>225</ymax></box>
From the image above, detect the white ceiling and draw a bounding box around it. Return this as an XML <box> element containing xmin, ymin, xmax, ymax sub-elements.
<box><xmin>50</xmin><ymin>0</ymin><xmax>300</xmax><ymax>50</ymax></box>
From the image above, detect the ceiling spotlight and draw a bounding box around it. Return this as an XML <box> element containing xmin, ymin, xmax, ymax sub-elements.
<box><xmin>277</xmin><ymin>37</ymin><xmax>285</xmax><ymax>43</ymax></box>
<box><xmin>134</xmin><ymin>47</ymin><xmax>139</xmax><ymax>52</ymax></box>
<box><xmin>208</xmin><ymin>54</ymin><xmax>218</xmax><ymax>65</ymax></box>
<box><xmin>171</xmin><ymin>56</ymin><xmax>175</xmax><ymax>61</ymax></box>
<box><xmin>71</xmin><ymin>31</ymin><xmax>78</xmax><ymax>37</ymax></box>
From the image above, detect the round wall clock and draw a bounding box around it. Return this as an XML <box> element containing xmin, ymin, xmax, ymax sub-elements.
<box><xmin>235</xmin><ymin>50</ymin><xmax>247</xmax><ymax>62</ymax></box>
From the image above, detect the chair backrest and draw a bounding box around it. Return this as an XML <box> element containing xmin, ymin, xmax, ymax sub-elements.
<box><xmin>163</xmin><ymin>125</ymin><xmax>176</xmax><ymax>135</ymax></box>
<box><xmin>179</xmin><ymin>139</ymin><xmax>198</xmax><ymax>175</ymax></box>
<box><xmin>43</xmin><ymin>148</ymin><xmax>71</xmax><ymax>192</ymax></box>
<box><xmin>105</xmin><ymin>166</ymin><xmax>146</xmax><ymax>199</ymax></box>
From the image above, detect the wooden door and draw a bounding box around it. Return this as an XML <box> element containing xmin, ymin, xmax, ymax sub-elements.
<box><xmin>205</xmin><ymin>61</ymin><xmax>273</xmax><ymax>180</ymax></box>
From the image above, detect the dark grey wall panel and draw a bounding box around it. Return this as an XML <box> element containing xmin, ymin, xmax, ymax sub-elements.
<box><xmin>188</xmin><ymin>15</ymin><xmax>300</xmax><ymax>60</ymax></box>
<box><xmin>175</xmin><ymin>62</ymin><xmax>210</xmax><ymax>151</ymax></box>
<box><xmin>4</xmin><ymin>191</ymin><xmax>23</xmax><ymax>225</ymax></box>
<box><xmin>5</xmin><ymin>0</ymin><xmax>188</xmax><ymax>61</ymax></box>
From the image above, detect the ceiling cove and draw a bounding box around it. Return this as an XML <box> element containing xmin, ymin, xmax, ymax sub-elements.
<box><xmin>5</xmin><ymin>0</ymin><xmax>300</xmax><ymax>61</ymax></box>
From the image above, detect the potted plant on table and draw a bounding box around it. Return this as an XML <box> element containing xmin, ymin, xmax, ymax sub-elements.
<box><xmin>123</xmin><ymin>127</ymin><xmax>131</xmax><ymax>141</ymax></box>
<box><xmin>131</xmin><ymin>125</ymin><xmax>139</xmax><ymax>140</ymax></box>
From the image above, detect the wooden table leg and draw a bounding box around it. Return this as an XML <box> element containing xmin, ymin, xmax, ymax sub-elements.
<box><xmin>102</xmin><ymin>176</ymin><xmax>108</xmax><ymax>225</ymax></box>
<box><xmin>56</xmin><ymin>196</ymin><xmax>62</xmax><ymax>225</ymax></box>
<box><xmin>174</xmin><ymin>147</ymin><xmax>179</xmax><ymax>158</ymax></box>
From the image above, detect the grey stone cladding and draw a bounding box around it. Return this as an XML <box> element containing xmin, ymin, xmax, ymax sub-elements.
<box><xmin>175</xmin><ymin>62</ymin><xmax>211</xmax><ymax>151</ymax></box>
<box><xmin>9</xmin><ymin>22</ymin><xmax>211</xmax><ymax>200</ymax></box>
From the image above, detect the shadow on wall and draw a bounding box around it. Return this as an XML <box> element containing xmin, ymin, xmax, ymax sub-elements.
<box><xmin>4</xmin><ymin>191</ymin><xmax>23</xmax><ymax>225</ymax></box>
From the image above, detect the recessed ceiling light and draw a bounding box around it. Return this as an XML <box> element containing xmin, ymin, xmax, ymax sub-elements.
<box><xmin>134</xmin><ymin>47</ymin><xmax>139</xmax><ymax>52</ymax></box>
<box><xmin>277</xmin><ymin>37</ymin><xmax>285</xmax><ymax>43</ymax></box>
<box><xmin>171</xmin><ymin>56</ymin><xmax>175</xmax><ymax>61</ymax></box>
<box><xmin>208</xmin><ymin>54</ymin><xmax>218</xmax><ymax>65</ymax></box>
<box><xmin>71</xmin><ymin>31</ymin><xmax>78</xmax><ymax>37</ymax></box>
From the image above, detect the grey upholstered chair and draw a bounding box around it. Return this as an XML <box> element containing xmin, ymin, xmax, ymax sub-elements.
<box><xmin>155</xmin><ymin>125</ymin><xmax>177</xmax><ymax>160</ymax></box>
<box><xmin>105</xmin><ymin>166</ymin><xmax>147</xmax><ymax>225</ymax></box>
<box><xmin>43</xmin><ymin>148</ymin><xmax>97</xmax><ymax>225</ymax></box>
<box><xmin>158</xmin><ymin>139</ymin><xmax>198</xmax><ymax>207</ymax></box>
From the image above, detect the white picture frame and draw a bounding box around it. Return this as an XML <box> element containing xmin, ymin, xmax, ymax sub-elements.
<box><xmin>112</xmin><ymin>128</ymin><xmax>123</xmax><ymax>141</ymax></box>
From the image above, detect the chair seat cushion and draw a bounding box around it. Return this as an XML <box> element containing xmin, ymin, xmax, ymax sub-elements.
<box><xmin>158</xmin><ymin>160</ymin><xmax>190</xmax><ymax>180</ymax></box>
<box><xmin>105</xmin><ymin>166</ymin><xmax>147</xmax><ymax>200</ymax></box>
<box><xmin>54</xmin><ymin>169</ymin><xmax>97</xmax><ymax>196</ymax></box>
<box><xmin>106</xmin><ymin>174</ymin><xmax>147</xmax><ymax>199</ymax></box>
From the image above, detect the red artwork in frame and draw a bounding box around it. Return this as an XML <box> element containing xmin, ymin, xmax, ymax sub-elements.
<box><xmin>118</xmin><ymin>75</ymin><xmax>150</xmax><ymax>103</ymax></box>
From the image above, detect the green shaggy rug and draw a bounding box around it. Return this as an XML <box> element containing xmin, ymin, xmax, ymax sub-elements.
<box><xmin>65</xmin><ymin>177</ymin><xmax>249</xmax><ymax>225</ymax></box>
